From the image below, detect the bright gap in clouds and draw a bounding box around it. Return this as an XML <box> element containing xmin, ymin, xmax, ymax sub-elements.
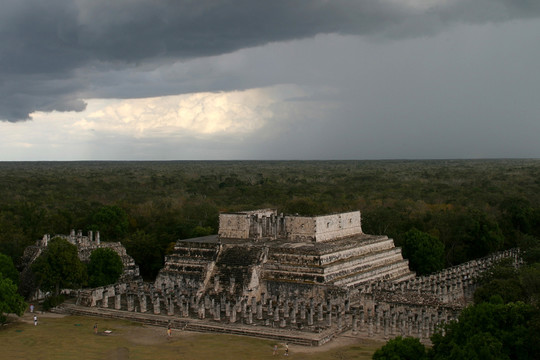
<box><xmin>0</xmin><ymin>84</ymin><xmax>318</xmax><ymax>160</ymax></box>
<box><xmin>74</xmin><ymin>86</ymin><xmax>298</xmax><ymax>138</ymax></box>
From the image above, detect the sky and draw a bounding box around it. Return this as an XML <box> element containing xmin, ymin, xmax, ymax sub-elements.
<box><xmin>1</xmin><ymin>0</ymin><xmax>540</xmax><ymax>161</ymax></box>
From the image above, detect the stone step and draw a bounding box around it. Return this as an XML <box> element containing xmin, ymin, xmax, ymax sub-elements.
<box><xmin>331</xmin><ymin>260</ymin><xmax>412</xmax><ymax>287</ymax></box>
<box><xmin>53</xmin><ymin>303</ymin><xmax>339</xmax><ymax>346</ymax></box>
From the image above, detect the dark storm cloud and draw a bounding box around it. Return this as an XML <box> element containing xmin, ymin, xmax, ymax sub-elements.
<box><xmin>1</xmin><ymin>0</ymin><xmax>539</xmax><ymax>121</ymax></box>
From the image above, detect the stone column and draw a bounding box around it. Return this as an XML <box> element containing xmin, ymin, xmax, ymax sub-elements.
<box><xmin>367</xmin><ymin>310</ymin><xmax>373</xmax><ymax>337</ymax></box>
<box><xmin>352</xmin><ymin>313</ymin><xmax>358</xmax><ymax>334</ymax></box>
<box><xmin>383</xmin><ymin>311</ymin><xmax>389</xmax><ymax>338</ymax></box>
<box><xmin>210</xmin><ymin>298</ymin><xmax>215</xmax><ymax>316</ymax></box>
<box><xmin>230</xmin><ymin>307</ymin><xmax>237</xmax><ymax>323</ymax></box>
<box><xmin>300</xmin><ymin>302</ymin><xmax>306</xmax><ymax>320</ymax></box>
<box><xmin>183</xmin><ymin>299</ymin><xmax>189</xmax><ymax>317</ymax></box>
<box><xmin>318</xmin><ymin>302</ymin><xmax>324</xmax><ymax>322</ymax></box>
<box><xmin>267</xmin><ymin>299</ymin><xmax>273</xmax><ymax>316</ymax></box>
<box><xmin>102</xmin><ymin>290</ymin><xmax>109</xmax><ymax>308</ymax></box>
<box><xmin>214</xmin><ymin>302</ymin><xmax>221</xmax><ymax>321</ymax></box>
<box><xmin>139</xmin><ymin>293</ymin><xmax>147</xmax><ymax>313</ymax></box>
<box><xmin>167</xmin><ymin>296</ymin><xmax>174</xmax><ymax>316</ymax></box>
<box><xmin>152</xmin><ymin>294</ymin><xmax>160</xmax><ymax>314</ymax></box>
<box><xmin>326</xmin><ymin>309</ymin><xmax>332</xmax><ymax>327</ymax></box>
<box><xmin>251</xmin><ymin>297</ymin><xmax>257</xmax><ymax>313</ymax></box>
<box><xmin>247</xmin><ymin>306</ymin><xmax>253</xmax><ymax>324</ymax></box>
<box><xmin>308</xmin><ymin>306</ymin><xmax>314</xmax><ymax>326</ymax></box>
<box><xmin>257</xmin><ymin>301</ymin><xmax>263</xmax><ymax>320</ymax></box>
<box><xmin>126</xmin><ymin>294</ymin><xmax>134</xmax><ymax>312</ymax></box>
<box><xmin>115</xmin><ymin>293</ymin><xmax>122</xmax><ymax>310</ymax></box>
<box><xmin>198</xmin><ymin>302</ymin><xmax>206</xmax><ymax>319</ymax></box>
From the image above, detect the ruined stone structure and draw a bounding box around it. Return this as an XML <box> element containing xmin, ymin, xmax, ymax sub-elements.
<box><xmin>48</xmin><ymin>210</ymin><xmax>521</xmax><ymax>345</ymax></box>
<box><xmin>19</xmin><ymin>230</ymin><xmax>141</xmax><ymax>299</ymax></box>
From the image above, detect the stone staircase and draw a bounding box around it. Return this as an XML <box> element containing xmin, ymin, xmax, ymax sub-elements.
<box><xmin>263</xmin><ymin>235</ymin><xmax>414</xmax><ymax>288</ymax></box>
<box><xmin>154</xmin><ymin>236</ymin><xmax>220</xmax><ymax>294</ymax></box>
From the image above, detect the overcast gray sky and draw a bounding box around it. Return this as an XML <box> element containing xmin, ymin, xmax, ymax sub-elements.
<box><xmin>1</xmin><ymin>0</ymin><xmax>539</xmax><ymax>160</ymax></box>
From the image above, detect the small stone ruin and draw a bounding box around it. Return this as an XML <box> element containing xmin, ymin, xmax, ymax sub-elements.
<box><xmin>19</xmin><ymin>229</ymin><xmax>141</xmax><ymax>299</ymax></box>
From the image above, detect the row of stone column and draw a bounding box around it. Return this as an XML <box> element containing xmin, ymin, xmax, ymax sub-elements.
<box><xmin>357</xmin><ymin>248</ymin><xmax>521</xmax><ymax>304</ymax></box>
<box><xmin>98</xmin><ymin>288</ymin><xmax>360</xmax><ymax>331</ymax></box>
<box><xmin>349</xmin><ymin>305</ymin><xmax>457</xmax><ymax>340</ymax></box>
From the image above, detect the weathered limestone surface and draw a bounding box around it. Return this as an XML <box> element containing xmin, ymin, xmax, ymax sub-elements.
<box><xmin>218</xmin><ymin>209</ymin><xmax>362</xmax><ymax>243</ymax></box>
<box><xmin>154</xmin><ymin>210</ymin><xmax>414</xmax><ymax>303</ymax></box>
<box><xmin>19</xmin><ymin>230</ymin><xmax>141</xmax><ymax>299</ymax></box>
<box><xmin>38</xmin><ymin>209</ymin><xmax>522</xmax><ymax>345</ymax></box>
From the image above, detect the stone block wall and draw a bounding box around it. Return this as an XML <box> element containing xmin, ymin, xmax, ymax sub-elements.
<box><xmin>218</xmin><ymin>209</ymin><xmax>363</xmax><ymax>242</ymax></box>
<box><xmin>313</xmin><ymin>212</ymin><xmax>362</xmax><ymax>242</ymax></box>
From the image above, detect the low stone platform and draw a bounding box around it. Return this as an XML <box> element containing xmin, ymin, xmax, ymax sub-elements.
<box><xmin>52</xmin><ymin>302</ymin><xmax>344</xmax><ymax>346</ymax></box>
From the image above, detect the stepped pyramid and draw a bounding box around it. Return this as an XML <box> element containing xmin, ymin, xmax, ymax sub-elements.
<box><xmin>155</xmin><ymin>209</ymin><xmax>414</xmax><ymax>301</ymax></box>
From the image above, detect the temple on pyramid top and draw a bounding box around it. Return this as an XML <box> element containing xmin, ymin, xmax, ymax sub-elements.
<box><xmin>218</xmin><ymin>209</ymin><xmax>363</xmax><ymax>242</ymax></box>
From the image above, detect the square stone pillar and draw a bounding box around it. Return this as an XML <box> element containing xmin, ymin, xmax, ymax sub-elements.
<box><xmin>230</xmin><ymin>307</ymin><xmax>237</xmax><ymax>323</ymax></box>
<box><xmin>318</xmin><ymin>303</ymin><xmax>324</xmax><ymax>322</ymax></box>
<box><xmin>214</xmin><ymin>302</ymin><xmax>221</xmax><ymax>321</ymax></box>
<box><xmin>153</xmin><ymin>295</ymin><xmax>160</xmax><ymax>315</ymax></box>
<box><xmin>327</xmin><ymin>310</ymin><xmax>332</xmax><ymax>327</ymax></box>
<box><xmin>115</xmin><ymin>294</ymin><xmax>122</xmax><ymax>310</ymax></box>
<box><xmin>257</xmin><ymin>301</ymin><xmax>263</xmax><ymax>320</ymax></box>
<box><xmin>167</xmin><ymin>296</ymin><xmax>174</xmax><ymax>316</ymax></box>
<box><xmin>139</xmin><ymin>293</ymin><xmax>147</xmax><ymax>313</ymax></box>
<box><xmin>198</xmin><ymin>302</ymin><xmax>205</xmax><ymax>319</ymax></box>
<box><xmin>127</xmin><ymin>294</ymin><xmax>135</xmax><ymax>312</ymax></box>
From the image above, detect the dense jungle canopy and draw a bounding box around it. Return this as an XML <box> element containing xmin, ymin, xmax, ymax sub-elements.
<box><xmin>1</xmin><ymin>159</ymin><xmax>539</xmax><ymax>279</ymax></box>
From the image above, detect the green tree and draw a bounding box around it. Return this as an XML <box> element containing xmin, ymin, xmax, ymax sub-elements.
<box><xmin>474</xmin><ymin>260</ymin><xmax>525</xmax><ymax>304</ymax></box>
<box><xmin>400</xmin><ymin>228</ymin><xmax>445</xmax><ymax>275</ymax></box>
<box><xmin>87</xmin><ymin>248</ymin><xmax>123</xmax><ymax>287</ymax></box>
<box><xmin>519</xmin><ymin>263</ymin><xmax>540</xmax><ymax>306</ymax></box>
<box><xmin>500</xmin><ymin>197</ymin><xmax>534</xmax><ymax>235</ymax></box>
<box><xmin>31</xmin><ymin>237</ymin><xmax>87</xmax><ymax>296</ymax></box>
<box><xmin>430</xmin><ymin>301</ymin><xmax>540</xmax><ymax>360</ymax></box>
<box><xmin>372</xmin><ymin>336</ymin><xmax>427</xmax><ymax>360</ymax></box>
<box><xmin>463</xmin><ymin>210</ymin><xmax>505</xmax><ymax>259</ymax></box>
<box><xmin>0</xmin><ymin>252</ymin><xmax>19</xmax><ymax>285</ymax></box>
<box><xmin>123</xmin><ymin>231</ymin><xmax>163</xmax><ymax>280</ymax></box>
<box><xmin>518</xmin><ymin>234</ymin><xmax>540</xmax><ymax>265</ymax></box>
<box><xmin>89</xmin><ymin>205</ymin><xmax>129</xmax><ymax>241</ymax></box>
<box><xmin>0</xmin><ymin>275</ymin><xmax>26</xmax><ymax>324</ymax></box>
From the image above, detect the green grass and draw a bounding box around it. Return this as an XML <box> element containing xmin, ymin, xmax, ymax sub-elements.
<box><xmin>1</xmin><ymin>315</ymin><xmax>383</xmax><ymax>359</ymax></box>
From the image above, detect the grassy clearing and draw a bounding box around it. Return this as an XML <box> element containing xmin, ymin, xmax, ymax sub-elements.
<box><xmin>1</xmin><ymin>313</ymin><xmax>382</xmax><ymax>359</ymax></box>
